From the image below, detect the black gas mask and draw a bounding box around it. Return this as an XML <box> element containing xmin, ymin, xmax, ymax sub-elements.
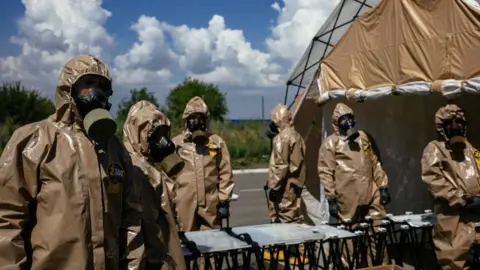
<box><xmin>186</xmin><ymin>112</ymin><xmax>209</xmax><ymax>144</ymax></box>
<box><xmin>265</xmin><ymin>121</ymin><xmax>279</xmax><ymax>139</ymax></box>
<box><xmin>443</xmin><ymin>118</ymin><xmax>466</xmax><ymax>146</ymax></box>
<box><xmin>338</xmin><ymin>113</ymin><xmax>358</xmax><ymax>139</ymax></box>
<box><xmin>71</xmin><ymin>74</ymin><xmax>116</xmax><ymax>142</ymax></box>
<box><xmin>148</xmin><ymin>125</ymin><xmax>184</xmax><ymax>177</ymax></box>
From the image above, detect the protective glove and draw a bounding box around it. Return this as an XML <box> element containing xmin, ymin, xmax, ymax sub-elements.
<box><xmin>217</xmin><ymin>200</ymin><xmax>230</xmax><ymax>219</ymax></box>
<box><xmin>465</xmin><ymin>196</ymin><xmax>480</xmax><ymax>214</ymax></box>
<box><xmin>268</xmin><ymin>189</ymin><xmax>279</xmax><ymax>202</ymax></box>
<box><xmin>328</xmin><ymin>199</ymin><xmax>339</xmax><ymax>218</ymax></box>
<box><xmin>379</xmin><ymin>187</ymin><xmax>391</xmax><ymax>206</ymax></box>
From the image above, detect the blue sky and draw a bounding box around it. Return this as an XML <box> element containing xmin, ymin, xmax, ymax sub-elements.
<box><xmin>0</xmin><ymin>0</ymin><xmax>337</xmax><ymax>118</ymax></box>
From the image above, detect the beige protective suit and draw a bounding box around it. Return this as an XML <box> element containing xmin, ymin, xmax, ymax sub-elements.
<box><xmin>0</xmin><ymin>55</ymin><xmax>142</xmax><ymax>269</ymax></box>
<box><xmin>267</xmin><ymin>104</ymin><xmax>306</xmax><ymax>223</ymax></box>
<box><xmin>319</xmin><ymin>103</ymin><xmax>389</xmax><ymax>266</ymax></box>
<box><xmin>421</xmin><ymin>104</ymin><xmax>480</xmax><ymax>270</ymax></box>
<box><xmin>123</xmin><ymin>101</ymin><xmax>186</xmax><ymax>270</ymax></box>
<box><xmin>172</xmin><ymin>96</ymin><xmax>234</xmax><ymax>232</ymax></box>
<box><xmin>318</xmin><ymin>103</ymin><xmax>388</xmax><ymax>222</ymax></box>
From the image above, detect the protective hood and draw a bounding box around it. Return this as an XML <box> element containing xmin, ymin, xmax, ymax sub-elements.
<box><xmin>182</xmin><ymin>96</ymin><xmax>210</xmax><ymax>129</ymax></box>
<box><xmin>434</xmin><ymin>104</ymin><xmax>466</xmax><ymax>141</ymax></box>
<box><xmin>270</xmin><ymin>104</ymin><xmax>292</xmax><ymax>131</ymax></box>
<box><xmin>332</xmin><ymin>103</ymin><xmax>354</xmax><ymax>134</ymax></box>
<box><xmin>123</xmin><ymin>100</ymin><xmax>171</xmax><ymax>156</ymax></box>
<box><xmin>50</xmin><ymin>54</ymin><xmax>112</xmax><ymax>127</ymax></box>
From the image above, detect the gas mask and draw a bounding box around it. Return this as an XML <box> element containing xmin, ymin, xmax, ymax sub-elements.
<box><xmin>443</xmin><ymin>118</ymin><xmax>466</xmax><ymax>146</ymax></box>
<box><xmin>265</xmin><ymin>121</ymin><xmax>279</xmax><ymax>139</ymax></box>
<box><xmin>338</xmin><ymin>113</ymin><xmax>358</xmax><ymax>139</ymax></box>
<box><xmin>186</xmin><ymin>113</ymin><xmax>209</xmax><ymax>144</ymax></box>
<box><xmin>72</xmin><ymin>74</ymin><xmax>116</xmax><ymax>142</ymax></box>
<box><xmin>148</xmin><ymin>125</ymin><xmax>184</xmax><ymax>177</ymax></box>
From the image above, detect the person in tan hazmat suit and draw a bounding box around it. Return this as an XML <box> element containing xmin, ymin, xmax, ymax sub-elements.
<box><xmin>172</xmin><ymin>96</ymin><xmax>234</xmax><ymax>232</ymax></box>
<box><xmin>264</xmin><ymin>104</ymin><xmax>308</xmax><ymax>264</ymax></box>
<box><xmin>265</xmin><ymin>104</ymin><xmax>306</xmax><ymax>224</ymax></box>
<box><xmin>318</xmin><ymin>103</ymin><xmax>390</xmax><ymax>264</ymax></box>
<box><xmin>318</xmin><ymin>103</ymin><xmax>390</xmax><ymax>222</ymax></box>
<box><xmin>421</xmin><ymin>104</ymin><xmax>480</xmax><ymax>270</ymax></box>
<box><xmin>0</xmin><ymin>55</ymin><xmax>142</xmax><ymax>269</ymax></box>
<box><xmin>123</xmin><ymin>100</ymin><xmax>187</xmax><ymax>270</ymax></box>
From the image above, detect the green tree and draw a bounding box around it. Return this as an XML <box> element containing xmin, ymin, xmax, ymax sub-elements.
<box><xmin>115</xmin><ymin>88</ymin><xmax>160</xmax><ymax>137</ymax></box>
<box><xmin>0</xmin><ymin>82</ymin><xmax>55</xmax><ymax>154</ymax></box>
<box><xmin>165</xmin><ymin>77</ymin><xmax>228</xmax><ymax>125</ymax></box>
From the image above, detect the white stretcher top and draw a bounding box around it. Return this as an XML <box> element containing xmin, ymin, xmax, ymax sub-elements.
<box><xmin>183</xmin><ymin>223</ymin><xmax>355</xmax><ymax>254</ymax></box>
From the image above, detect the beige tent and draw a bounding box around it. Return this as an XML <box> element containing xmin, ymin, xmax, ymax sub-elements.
<box><xmin>292</xmin><ymin>0</ymin><xmax>480</xmax><ymax>215</ymax></box>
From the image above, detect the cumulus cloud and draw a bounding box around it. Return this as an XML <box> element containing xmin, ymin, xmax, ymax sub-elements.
<box><xmin>0</xmin><ymin>0</ymin><xmax>113</xmax><ymax>96</ymax></box>
<box><xmin>112</xmin><ymin>15</ymin><xmax>175</xmax><ymax>86</ymax></box>
<box><xmin>117</xmin><ymin>14</ymin><xmax>283</xmax><ymax>88</ymax></box>
<box><xmin>167</xmin><ymin>14</ymin><xmax>284</xmax><ymax>87</ymax></box>
<box><xmin>266</xmin><ymin>0</ymin><xmax>340</xmax><ymax>62</ymax></box>
<box><xmin>0</xmin><ymin>0</ymin><xmax>339</xmax><ymax>115</ymax></box>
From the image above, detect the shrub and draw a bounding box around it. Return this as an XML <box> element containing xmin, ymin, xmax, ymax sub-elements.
<box><xmin>171</xmin><ymin>120</ymin><xmax>270</xmax><ymax>168</ymax></box>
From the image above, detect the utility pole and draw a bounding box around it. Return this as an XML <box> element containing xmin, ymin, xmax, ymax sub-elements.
<box><xmin>261</xmin><ymin>96</ymin><xmax>268</xmax><ymax>157</ymax></box>
<box><xmin>261</xmin><ymin>96</ymin><xmax>265</xmax><ymax>120</ymax></box>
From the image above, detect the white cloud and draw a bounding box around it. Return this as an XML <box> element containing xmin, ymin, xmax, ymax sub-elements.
<box><xmin>0</xmin><ymin>0</ymin><xmax>113</xmax><ymax>96</ymax></box>
<box><xmin>0</xmin><ymin>0</ymin><xmax>340</xmax><ymax>116</ymax></box>
<box><xmin>167</xmin><ymin>14</ymin><xmax>284</xmax><ymax>87</ymax></box>
<box><xmin>266</xmin><ymin>0</ymin><xmax>340</xmax><ymax>62</ymax></box>
<box><xmin>118</xmin><ymin>14</ymin><xmax>284</xmax><ymax>88</ymax></box>
<box><xmin>112</xmin><ymin>15</ymin><xmax>175</xmax><ymax>86</ymax></box>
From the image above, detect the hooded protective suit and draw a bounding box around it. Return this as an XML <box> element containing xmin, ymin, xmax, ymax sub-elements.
<box><xmin>267</xmin><ymin>104</ymin><xmax>306</xmax><ymax>223</ymax></box>
<box><xmin>172</xmin><ymin>97</ymin><xmax>234</xmax><ymax>232</ymax></box>
<box><xmin>0</xmin><ymin>55</ymin><xmax>142</xmax><ymax>269</ymax></box>
<box><xmin>318</xmin><ymin>103</ymin><xmax>388</xmax><ymax>222</ymax></box>
<box><xmin>123</xmin><ymin>101</ymin><xmax>186</xmax><ymax>270</ymax></box>
<box><xmin>421</xmin><ymin>104</ymin><xmax>480</xmax><ymax>270</ymax></box>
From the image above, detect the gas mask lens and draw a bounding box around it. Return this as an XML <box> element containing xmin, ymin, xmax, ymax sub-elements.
<box><xmin>72</xmin><ymin>74</ymin><xmax>116</xmax><ymax>142</ymax></box>
<box><xmin>186</xmin><ymin>113</ymin><xmax>206</xmax><ymax>133</ymax></box>
<box><xmin>186</xmin><ymin>113</ymin><xmax>208</xmax><ymax>144</ymax></box>
<box><xmin>444</xmin><ymin>118</ymin><xmax>466</xmax><ymax>140</ymax></box>
<box><xmin>149</xmin><ymin>125</ymin><xmax>184</xmax><ymax>177</ymax></box>
<box><xmin>150</xmin><ymin>125</ymin><xmax>171</xmax><ymax>141</ymax></box>
<box><xmin>338</xmin><ymin>114</ymin><xmax>355</xmax><ymax>129</ymax></box>
<box><xmin>338</xmin><ymin>113</ymin><xmax>358</xmax><ymax>139</ymax></box>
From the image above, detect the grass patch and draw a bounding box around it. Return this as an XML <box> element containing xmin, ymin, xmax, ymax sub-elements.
<box><xmin>172</xmin><ymin>120</ymin><xmax>271</xmax><ymax>169</ymax></box>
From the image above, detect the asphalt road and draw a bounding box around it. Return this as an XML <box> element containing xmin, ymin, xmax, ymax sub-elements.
<box><xmin>229</xmin><ymin>172</ymin><xmax>271</xmax><ymax>227</ymax></box>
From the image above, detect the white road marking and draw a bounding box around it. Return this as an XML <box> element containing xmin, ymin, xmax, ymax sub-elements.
<box><xmin>232</xmin><ymin>168</ymin><xmax>268</xmax><ymax>175</ymax></box>
<box><xmin>239</xmin><ymin>188</ymin><xmax>264</xmax><ymax>192</ymax></box>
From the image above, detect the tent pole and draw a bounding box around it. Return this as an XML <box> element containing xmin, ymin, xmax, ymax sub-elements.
<box><xmin>283</xmin><ymin>84</ymin><xmax>290</xmax><ymax>105</ymax></box>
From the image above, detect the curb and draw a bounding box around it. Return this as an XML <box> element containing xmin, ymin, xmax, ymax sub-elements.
<box><xmin>232</xmin><ymin>168</ymin><xmax>268</xmax><ymax>175</ymax></box>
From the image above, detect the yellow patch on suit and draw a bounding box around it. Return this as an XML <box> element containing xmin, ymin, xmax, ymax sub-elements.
<box><xmin>362</xmin><ymin>143</ymin><xmax>372</xmax><ymax>156</ymax></box>
<box><xmin>107</xmin><ymin>163</ymin><xmax>124</xmax><ymax>194</ymax></box>
<box><xmin>474</xmin><ymin>151</ymin><xmax>480</xmax><ymax>167</ymax></box>
<box><xmin>208</xmin><ymin>142</ymin><xmax>219</xmax><ymax>157</ymax></box>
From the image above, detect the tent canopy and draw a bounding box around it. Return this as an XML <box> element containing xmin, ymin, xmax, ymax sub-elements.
<box><xmin>316</xmin><ymin>0</ymin><xmax>480</xmax><ymax>105</ymax></box>
<box><xmin>287</xmin><ymin>0</ymin><xmax>378</xmax><ymax>90</ymax></box>
<box><xmin>289</xmin><ymin>0</ymin><xmax>480</xmax><ymax>216</ymax></box>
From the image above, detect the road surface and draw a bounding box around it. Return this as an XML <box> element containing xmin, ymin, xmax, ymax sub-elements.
<box><xmin>229</xmin><ymin>172</ymin><xmax>271</xmax><ymax>226</ymax></box>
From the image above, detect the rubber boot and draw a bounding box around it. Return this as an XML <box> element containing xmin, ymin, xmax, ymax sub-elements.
<box><xmin>263</xmin><ymin>248</ymin><xmax>285</xmax><ymax>261</ymax></box>
<box><xmin>289</xmin><ymin>244</ymin><xmax>310</xmax><ymax>265</ymax></box>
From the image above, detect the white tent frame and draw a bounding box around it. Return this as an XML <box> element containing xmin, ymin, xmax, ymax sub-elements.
<box><xmin>284</xmin><ymin>0</ymin><xmax>379</xmax><ymax>107</ymax></box>
<box><xmin>284</xmin><ymin>0</ymin><xmax>480</xmax><ymax>109</ymax></box>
